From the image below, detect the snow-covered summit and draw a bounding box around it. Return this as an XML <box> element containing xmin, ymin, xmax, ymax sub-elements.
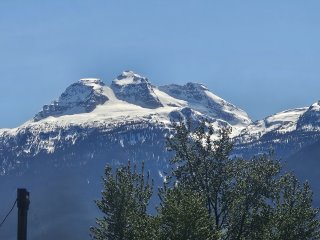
<box><xmin>79</xmin><ymin>78</ymin><xmax>104</xmax><ymax>85</ymax></box>
<box><xmin>297</xmin><ymin>101</ymin><xmax>320</xmax><ymax>131</ymax></box>
<box><xmin>159</xmin><ymin>82</ymin><xmax>252</xmax><ymax>129</ymax></box>
<box><xmin>113</xmin><ymin>71</ymin><xmax>146</xmax><ymax>85</ymax></box>
<box><xmin>111</xmin><ymin>71</ymin><xmax>163</xmax><ymax>109</ymax></box>
<box><xmin>34</xmin><ymin>78</ymin><xmax>108</xmax><ymax>121</ymax></box>
<box><xmin>27</xmin><ymin>71</ymin><xmax>257</xmax><ymax>138</ymax></box>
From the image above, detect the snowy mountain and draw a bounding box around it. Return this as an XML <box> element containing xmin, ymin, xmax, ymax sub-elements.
<box><xmin>0</xmin><ymin>71</ymin><xmax>253</xmax><ymax>174</ymax></box>
<box><xmin>234</xmin><ymin>103</ymin><xmax>320</xmax><ymax>158</ymax></box>
<box><xmin>0</xmin><ymin>71</ymin><xmax>319</xmax><ymax>239</ymax></box>
<box><xmin>236</xmin><ymin>107</ymin><xmax>308</xmax><ymax>142</ymax></box>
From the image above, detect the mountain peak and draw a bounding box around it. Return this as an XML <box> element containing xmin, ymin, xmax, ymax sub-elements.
<box><xmin>311</xmin><ymin>101</ymin><xmax>320</xmax><ymax>109</ymax></box>
<box><xmin>114</xmin><ymin>71</ymin><xmax>148</xmax><ymax>85</ymax></box>
<box><xmin>296</xmin><ymin>101</ymin><xmax>320</xmax><ymax>130</ymax></box>
<box><xmin>118</xmin><ymin>70</ymin><xmax>141</xmax><ymax>78</ymax></box>
<box><xmin>185</xmin><ymin>82</ymin><xmax>209</xmax><ymax>91</ymax></box>
<box><xmin>159</xmin><ymin>83</ymin><xmax>252</xmax><ymax>127</ymax></box>
<box><xmin>34</xmin><ymin>78</ymin><xmax>108</xmax><ymax>121</ymax></box>
<box><xmin>79</xmin><ymin>78</ymin><xmax>104</xmax><ymax>86</ymax></box>
<box><xmin>111</xmin><ymin>71</ymin><xmax>163</xmax><ymax>109</ymax></box>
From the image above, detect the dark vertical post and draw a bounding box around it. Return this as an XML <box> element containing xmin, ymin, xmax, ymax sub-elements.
<box><xmin>17</xmin><ymin>188</ymin><xmax>30</xmax><ymax>240</ymax></box>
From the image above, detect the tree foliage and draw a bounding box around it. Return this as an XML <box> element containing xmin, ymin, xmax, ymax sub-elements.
<box><xmin>91</xmin><ymin>119</ymin><xmax>320</xmax><ymax>240</ymax></box>
<box><xmin>270</xmin><ymin>174</ymin><xmax>320</xmax><ymax>240</ymax></box>
<box><xmin>158</xmin><ymin>186</ymin><xmax>216</xmax><ymax>240</ymax></box>
<box><xmin>90</xmin><ymin>161</ymin><xmax>155</xmax><ymax>240</ymax></box>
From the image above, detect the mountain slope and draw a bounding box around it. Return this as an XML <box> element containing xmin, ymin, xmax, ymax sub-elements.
<box><xmin>234</xmin><ymin>103</ymin><xmax>320</xmax><ymax>158</ymax></box>
<box><xmin>159</xmin><ymin>83</ymin><xmax>251</xmax><ymax>130</ymax></box>
<box><xmin>236</xmin><ymin>107</ymin><xmax>308</xmax><ymax>143</ymax></box>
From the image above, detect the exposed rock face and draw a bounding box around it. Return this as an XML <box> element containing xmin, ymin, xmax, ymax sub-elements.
<box><xmin>111</xmin><ymin>71</ymin><xmax>163</xmax><ymax>109</ymax></box>
<box><xmin>34</xmin><ymin>78</ymin><xmax>108</xmax><ymax>121</ymax></box>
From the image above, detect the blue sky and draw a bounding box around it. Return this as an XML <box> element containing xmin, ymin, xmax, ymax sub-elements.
<box><xmin>0</xmin><ymin>0</ymin><xmax>320</xmax><ymax>128</ymax></box>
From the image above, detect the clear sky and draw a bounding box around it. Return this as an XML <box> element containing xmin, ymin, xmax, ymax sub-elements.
<box><xmin>0</xmin><ymin>0</ymin><xmax>319</xmax><ymax>128</ymax></box>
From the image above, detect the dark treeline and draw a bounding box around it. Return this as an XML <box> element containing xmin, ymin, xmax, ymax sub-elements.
<box><xmin>91</xmin><ymin>120</ymin><xmax>320</xmax><ymax>240</ymax></box>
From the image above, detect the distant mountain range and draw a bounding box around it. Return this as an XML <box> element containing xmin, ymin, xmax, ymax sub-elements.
<box><xmin>0</xmin><ymin>71</ymin><xmax>319</xmax><ymax>239</ymax></box>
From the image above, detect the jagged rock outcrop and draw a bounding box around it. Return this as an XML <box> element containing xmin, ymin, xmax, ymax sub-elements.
<box><xmin>111</xmin><ymin>71</ymin><xmax>163</xmax><ymax>109</ymax></box>
<box><xmin>34</xmin><ymin>78</ymin><xmax>108</xmax><ymax>121</ymax></box>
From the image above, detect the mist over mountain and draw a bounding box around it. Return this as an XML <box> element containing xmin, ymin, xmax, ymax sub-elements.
<box><xmin>0</xmin><ymin>71</ymin><xmax>319</xmax><ymax>239</ymax></box>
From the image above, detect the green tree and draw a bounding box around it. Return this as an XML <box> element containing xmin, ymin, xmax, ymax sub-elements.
<box><xmin>226</xmin><ymin>156</ymin><xmax>281</xmax><ymax>240</ymax></box>
<box><xmin>158</xmin><ymin>186</ymin><xmax>217</xmax><ymax>240</ymax></box>
<box><xmin>90</xmin><ymin>161</ymin><xmax>155</xmax><ymax>240</ymax></box>
<box><xmin>166</xmin><ymin>120</ymin><xmax>235</xmax><ymax>235</ymax></box>
<box><xmin>166</xmin><ymin>119</ymin><xmax>320</xmax><ymax>240</ymax></box>
<box><xmin>270</xmin><ymin>174</ymin><xmax>320</xmax><ymax>240</ymax></box>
